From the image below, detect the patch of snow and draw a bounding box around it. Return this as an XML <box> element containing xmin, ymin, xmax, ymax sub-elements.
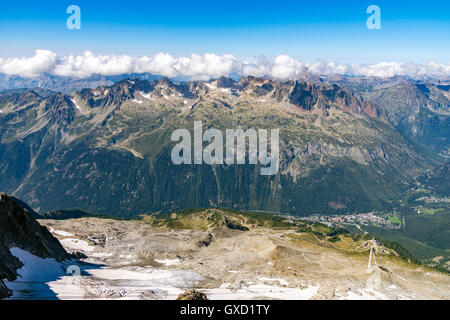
<box><xmin>49</xmin><ymin>228</ymin><xmax>73</xmax><ymax>237</ymax></box>
<box><xmin>155</xmin><ymin>259</ymin><xmax>180</xmax><ymax>266</ymax></box>
<box><xmin>139</xmin><ymin>91</ymin><xmax>152</xmax><ymax>100</ymax></box>
<box><xmin>397</xmin><ymin>292</ymin><xmax>414</xmax><ymax>300</ymax></box>
<box><xmin>256</xmin><ymin>277</ymin><xmax>289</xmax><ymax>286</ymax></box>
<box><xmin>60</xmin><ymin>238</ymin><xmax>95</xmax><ymax>252</ymax></box>
<box><xmin>396</xmin><ymin>275</ymin><xmax>408</xmax><ymax>282</ymax></box>
<box><xmin>387</xmin><ymin>284</ymin><xmax>397</xmax><ymax>290</ymax></box>
<box><xmin>81</xmin><ymin>266</ymin><xmax>203</xmax><ymax>300</ymax></box>
<box><xmin>338</xmin><ymin>288</ymin><xmax>388</xmax><ymax>300</ymax></box>
<box><xmin>206</xmin><ymin>283</ymin><xmax>320</xmax><ymax>300</ymax></box>
<box><xmin>3</xmin><ymin>248</ymin><xmax>206</xmax><ymax>300</ymax></box>
<box><xmin>48</xmin><ymin>277</ymin><xmax>86</xmax><ymax>300</ymax></box>
<box><xmin>205</xmin><ymin>83</ymin><xmax>217</xmax><ymax>90</ymax></box>
<box><xmin>7</xmin><ymin>247</ymin><xmax>65</xmax><ymax>282</ymax></box>
<box><xmin>133</xmin><ymin>99</ymin><xmax>143</xmax><ymax>104</ymax></box>
<box><xmin>71</xmin><ymin>99</ymin><xmax>84</xmax><ymax>114</ymax></box>
<box><xmin>91</xmin><ymin>252</ymin><xmax>113</xmax><ymax>258</ymax></box>
<box><xmin>4</xmin><ymin>247</ymin><xmax>70</xmax><ymax>299</ymax></box>
<box><xmin>119</xmin><ymin>254</ymin><xmax>134</xmax><ymax>260</ymax></box>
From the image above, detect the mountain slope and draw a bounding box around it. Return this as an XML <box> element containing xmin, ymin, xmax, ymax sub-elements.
<box><xmin>418</xmin><ymin>162</ymin><xmax>450</xmax><ymax>196</ymax></box>
<box><xmin>0</xmin><ymin>193</ymin><xmax>70</xmax><ymax>298</ymax></box>
<box><xmin>0</xmin><ymin>73</ymin><xmax>162</xmax><ymax>94</ymax></box>
<box><xmin>331</xmin><ymin>76</ymin><xmax>450</xmax><ymax>159</ymax></box>
<box><xmin>38</xmin><ymin>208</ymin><xmax>450</xmax><ymax>300</ymax></box>
<box><xmin>0</xmin><ymin>77</ymin><xmax>435</xmax><ymax>216</ymax></box>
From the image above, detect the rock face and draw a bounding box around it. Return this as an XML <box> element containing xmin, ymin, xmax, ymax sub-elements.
<box><xmin>418</xmin><ymin>162</ymin><xmax>450</xmax><ymax>196</ymax></box>
<box><xmin>0</xmin><ymin>76</ymin><xmax>439</xmax><ymax>216</ymax></box>
<box><xmin>333</xmin><ymin>76</ymin><xmax>450</xmax><ymax>159</ymax></box>
<box><xmin>0</xmin><ymin>193</ymin><xmax>69</xmax><ymax>298</ymax></box>
<box><xmin>224</xmin><ymin>216</ymin><xmax>249</xmax><ymax>231</ymax></box>
<box><xmin>177</xmin><ymin>289</ymin><xmax>208</xmax><ymax>300</ymax></box>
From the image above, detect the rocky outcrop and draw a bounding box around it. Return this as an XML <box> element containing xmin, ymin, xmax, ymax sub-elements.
<box><xmin>224</xmin><ymin>217</ymin><xmax>249</xmax><ymax>231</ymax></box>
<box><xmin>177</xmin><ymin>289</ymin><xmax>208</xmax><ymax>300</ymax></box>
<box><xmin>0</xmin><ymin>193</ymin><xmax>70</xmax><ymax>298</ymax></box>
<box><xmin>0</xmin><ymin>279</ymin><xmax>10</xmax><ymax>299</ymax></box>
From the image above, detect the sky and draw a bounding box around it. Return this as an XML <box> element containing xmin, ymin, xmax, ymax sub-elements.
<box><xmin>0</xmin><ymin>0</ymin><xmax>449</xmax><ymax>79</ymax></box>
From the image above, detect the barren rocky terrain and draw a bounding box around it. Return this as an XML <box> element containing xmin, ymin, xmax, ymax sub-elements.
<box><xmin>32</xmin><ymin>209</ymin><xmax>450</xmax><ymax>300</ymax></box>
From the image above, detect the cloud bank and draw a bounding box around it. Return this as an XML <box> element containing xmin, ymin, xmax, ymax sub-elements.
<box><xmin>1</xmin><ymin>50</ymin><xmax>449</xmax><ymax>80</ymax></box>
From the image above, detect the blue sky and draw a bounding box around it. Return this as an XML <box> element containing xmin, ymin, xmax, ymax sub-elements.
<box><xmin>0</xmin><ymin>0</ymin><xmax>449</xmax><ymax>64</ymax></box>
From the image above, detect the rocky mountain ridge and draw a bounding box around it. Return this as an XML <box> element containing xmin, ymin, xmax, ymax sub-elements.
<box><xmin>0</xmin><ymin>76</ymin><xmax>443</xmax><ymax>216</ymax></box>
<box><xmin>0</xmin><ymin>193</ymin><xmax>69</xmax><ymax>298</ymax></box>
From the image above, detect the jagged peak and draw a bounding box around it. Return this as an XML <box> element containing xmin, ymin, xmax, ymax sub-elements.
<box><xmin>210</xmin><ymin>76</ymin><xmax>235</xmax><ymax>88</ymax></box>
<box><xmin>157</xmin><ymin>77</ymin><xmax>175</xmax><ymax>88</ymax></box>
<box><xmin>41</xmin><ymin>93</ymin><xmax>76</xmax><ymax>125</ymax></box>
<box><xmin>6</xmin><ymin>76</ymin><xmax>387</xmax><ymax>119</ymax></box>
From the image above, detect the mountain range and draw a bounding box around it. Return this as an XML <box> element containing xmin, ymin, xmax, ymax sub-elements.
<box><xmin>0</xmin><ymin>75</ymin><xmax>448</xmax><ymax>217</ymax></box>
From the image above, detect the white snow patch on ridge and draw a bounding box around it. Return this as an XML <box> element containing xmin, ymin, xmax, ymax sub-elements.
<box><xmin>60</xmin><ymin>238</ymin><xmax>94</xmax><ymax>252</ymax></box>
<box><xmin>71</xmin><ymin>99</ymin><xmax>84</xmax><ymax>114</ymax></box>
<box><xmin>139</xmin><ymin>91</ymin><xmax>152</xmax><ymax>99</ymax></box>
<box><xmin>7</xmin><ymin>247</ymin><xmax>65</xmax><ymax>282</ymax></box>
<box><xmin>3</xmin><ymin>247</ymin><xmax>76</xmax><ymax>300</ymax></box>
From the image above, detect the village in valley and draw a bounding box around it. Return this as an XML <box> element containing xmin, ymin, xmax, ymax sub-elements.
<box><xmin>297</xmin><ymin>212</ymin><xmax>403</xmax><ymax>230</ymax></box>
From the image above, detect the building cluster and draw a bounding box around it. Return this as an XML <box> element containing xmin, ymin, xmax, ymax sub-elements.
<box><xmin>299</xmin><ymin>212</ymin><xmax>401</xmax><ymax>230</ymax></box>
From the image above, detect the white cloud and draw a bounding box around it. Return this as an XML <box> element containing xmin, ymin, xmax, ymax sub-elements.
<box><xmin>0</xmin><ymin>50</ymin><xmax>57</xmax><ymax>77</ymax></box>
<box><xmin>135</xmin><ymin>53</ymin><xmax>178</xmax><ymax>78</ymax></box>
<box><xmin>174</xmin><ymin>53</ymin><xmax>242</xmax><ymax>80</ymax></box>
<box><xmin>53</xmin><ymin>51</ymin><xmax>135</xmax><ymax>78</ymax></box>
<box><xmin>0</xmin><ymin>50</ymin><xmax>449</xmax><ymax>80</ymax></box>
<box><xmin>271</xmin><ymin>55</ymin><xmax>306</xmax><ymax>79</ymax></box>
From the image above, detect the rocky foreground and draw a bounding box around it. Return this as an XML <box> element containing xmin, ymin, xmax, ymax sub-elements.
<box><xmin>32</xmin><ymin>209</ymin><xmax>450</xmax><ymax>300</ymax></box>
<box><xmin>1</xmin><ymin>197</ymin><xmax>449</xmax><ymax>300</ymax></box>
